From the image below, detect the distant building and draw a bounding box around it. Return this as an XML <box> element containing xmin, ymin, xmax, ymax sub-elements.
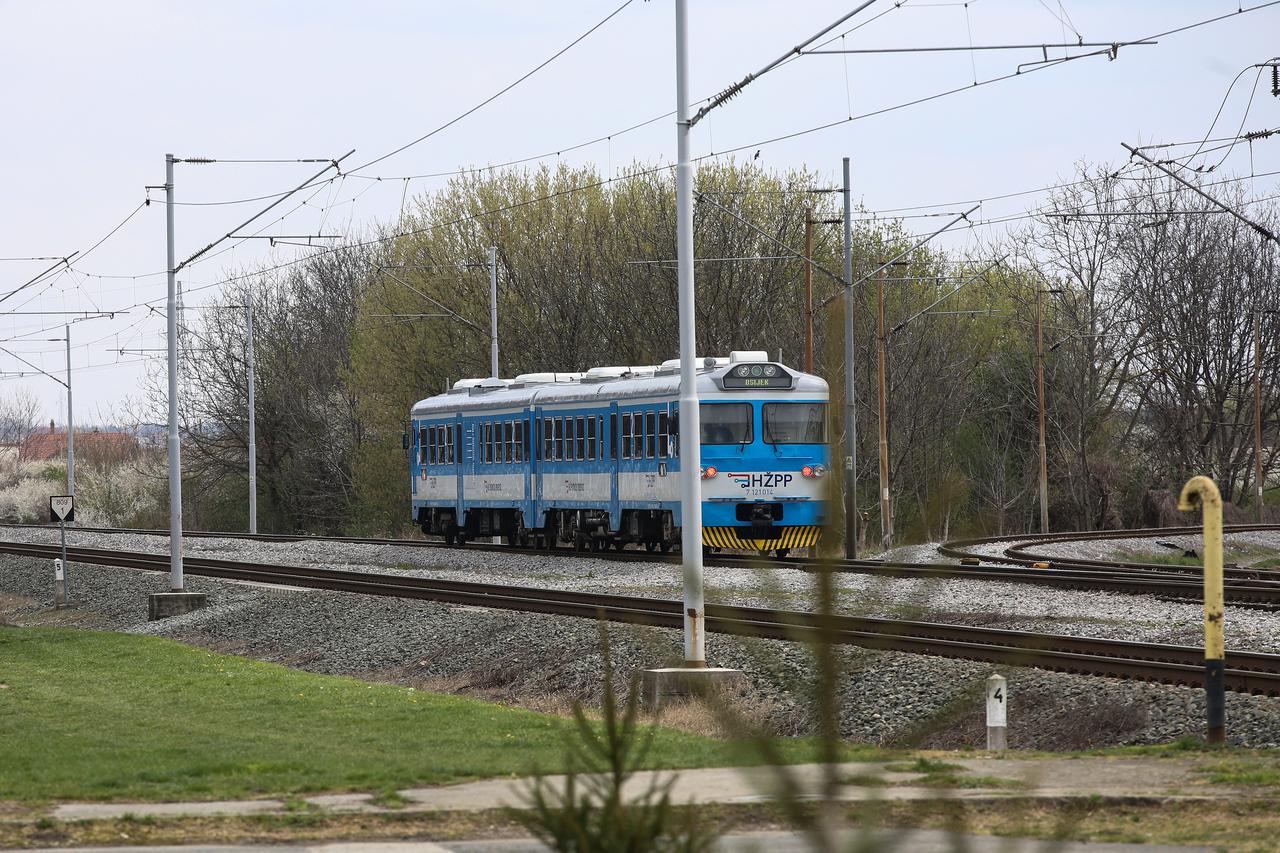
<box><xmin>19</xmin><ymin>421</ymin><xmax>140</xmax><ymax>466</ymax></box>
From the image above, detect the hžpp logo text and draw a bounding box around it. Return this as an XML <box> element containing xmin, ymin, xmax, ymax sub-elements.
<box><xmin>728</xmin><ymin>472</ymin><xmax>794</xmax><ymax>490</ymax></box>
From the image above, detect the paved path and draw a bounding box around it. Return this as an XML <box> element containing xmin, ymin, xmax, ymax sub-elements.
<box><xmin>15</xmin><ymin>830</ymin><xmax>1216</xmax><ymax>852</ymax></box>
<box><xmin>48</xmin><ymin>757</ymin><xmax>1225</xmax><ymax>822</ymax></box>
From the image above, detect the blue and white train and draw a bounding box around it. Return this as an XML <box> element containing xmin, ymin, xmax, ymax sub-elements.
<box><xmin>407</xmin><ymin>351</ymin><xmax>829</xmax><ymax>556</ymax></box>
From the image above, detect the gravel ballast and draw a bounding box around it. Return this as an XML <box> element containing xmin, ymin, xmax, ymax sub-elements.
<box><xmin>2</xmin><ymin>526</ymin><xmax>1280</xmax><ymax>749</ymax></box>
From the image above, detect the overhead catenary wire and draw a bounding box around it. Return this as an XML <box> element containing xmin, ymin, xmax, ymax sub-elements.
<box><xmin>48</xmin><ymin>0</ymin><xmax>1280</xmax><ymax>327</ymax></box>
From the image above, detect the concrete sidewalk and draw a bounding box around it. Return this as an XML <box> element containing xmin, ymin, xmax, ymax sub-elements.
<box><xmin>47</xmin><ymin>757</ymin><xmax>1231</xmax><ymax>822</ymax></box>
<box><xmin>14</xmin><ymin>830</ymin><xmax>1217</xmax><ymax>852</ymax></box>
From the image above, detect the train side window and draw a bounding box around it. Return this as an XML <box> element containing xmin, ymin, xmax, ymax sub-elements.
<box><xmin>418</xmin><ymin>427</ymin><xmax>428</xmax><ymax>465</ymax></box>
<box><xmin>566</xmin><ymin>417</ymin><xmax>576</xmax><ymax>461</ymax></box>
<box><xmin>514</xmin><ymin>421</ymin><xmax>524</xmax><ymax>463</ymax></box>
<box><xmin>543</xmin><ymin>418</ymin><xmax>553</xmax><ymax>459</ymax></box>
<box><xmin>671</xmin><ymin>408</ymin><xmax>679</xmax><ymax>457</ymax></box>
<box><xmin>597</xmin><ymin>416</ymin><xmax>604</xmax><ymax>459</ymax></box>
<box><xmin>554</xmin><ymin>417</ymin><xmax>564</xmax><ymax>461</ymax></box>
<box><xmin>586</xmin><ymin>416</ymin><xmax>597</xmax><ymax>460</ymax></box>
<box><xmin>576</xmin><ymin>416</ymin><xmax>586</xmax><ymax>460</ymax></box>
<box><xmin>504</xmin><ymin>421</ymin><xmax>514</xmax><ymax>463</ymax></box>
<box><xmin>610</xmin><ymin>413</ymin><xmax>618</xmax><ymax>459</ymax></box>
<box><xmin>622</xmin><ymin>413</ymin><xmax>633</xmax><ymax>458</ymax></box>
<box><xmin>492</xmin><ymin>421</ymin><xmax>501</xmax><ymax>463</ymax></box>
<box><xmin>658</xmin><ymin>412</ymin><xmax>669</xmax><ymax>458</ymax></box>
<box><xmin>445</xmin><ymin>425</ymin><xmax>453</xmax><ymax>463</ymax></box>
<box><xmin>645</xmin><ymin>412</ymin><xmax>656</xmax><ymax>458</ymax></box>
<box><xmin>437</xmin><ymin>426</ymin><xmax>445</xmax><ymax>465</ymax></box>
<box><xmin>631</xmin><ymin>413</ymin><xmax>643</xmax><ymax>459</ymax></box>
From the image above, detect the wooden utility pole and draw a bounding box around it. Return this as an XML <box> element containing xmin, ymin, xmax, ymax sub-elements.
<box><xmin>876</xmin><ymin>265</ymin><xmax>892</xmax><ymax>548</ymax></box>
<box><xmin>804</xmin><ymin>208</ymin><xmax>815</xmax><ymax>373</ymax></box>
<box><xmin>1256</xmin><ymin>311</ymin><xmax>1265</xmax><ymax>523</ymax></box>
<box><xmin>1036</xmin><ymin>288</ymin><xmax>1050</xmax><ymax>534</ymax></box>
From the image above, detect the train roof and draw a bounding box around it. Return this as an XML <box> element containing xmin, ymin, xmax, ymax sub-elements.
<box><xmin>411</xmin><ymin>355</ymin><xmax>828</xmax><ymax>416</ymax></box>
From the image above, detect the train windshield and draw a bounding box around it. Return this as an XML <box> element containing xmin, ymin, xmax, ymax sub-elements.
<box><xmin>700</xmin><ymin>403</ymin><xmax>753</xmax><ymax>444</ymax></box>
<box><xmin>763</xmin><ymin>403</ymin><xmax>826</xmax><ymax>444</ymax></box>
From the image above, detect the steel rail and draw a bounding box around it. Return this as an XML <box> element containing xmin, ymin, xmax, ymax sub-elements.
<box><xmin>8</xmin><ymin>523</ymin><xmax>1280</xmax><ymax>607</ymax></box>
<box><xmin>3</xmin><ymin>538</ymin><xmax>1278</xmax><ymax>696</ymax></box>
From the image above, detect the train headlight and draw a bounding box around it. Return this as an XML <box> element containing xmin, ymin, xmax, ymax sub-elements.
<box><xmin>801</xmin><ymin>465</ymin><xmax>827</xmax><ymax>478</ymax></box>
<box><xmin>701</xmin><ymin>466</ymin><xmax>718</xmax><ymax>479</ymax></box>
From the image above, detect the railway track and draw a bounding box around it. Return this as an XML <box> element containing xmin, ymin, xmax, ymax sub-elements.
<box><xmin>941</xmin><ymin>524</ymin><xmax>1280</xmax><ymax>577</ymax></box>
<box><xmin>8</xmin><ymin>522</ymin><xmax>1280</xmax><ymax>608</ymax></box>
<box><xmin>3</xmin><ymin>537</ymin><xmax>1278</xmax><ymax>697</ymax></box>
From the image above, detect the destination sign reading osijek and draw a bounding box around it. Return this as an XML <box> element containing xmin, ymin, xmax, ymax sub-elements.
<box><xmin>721</xmin><ymin>363</ymin><xmax>793</xmax><ymax>389</ymax></box>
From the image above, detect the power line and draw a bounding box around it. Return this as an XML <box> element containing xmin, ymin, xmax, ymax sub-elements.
<box><xmin>62</xmin><ymin>0</ymin><xmax>1280</xmax><ymax>317</ymax></box>
<box><xmin>349</xmin><ymin>0</ymin><xmax>639</xmax><ymax>175</ymax></box>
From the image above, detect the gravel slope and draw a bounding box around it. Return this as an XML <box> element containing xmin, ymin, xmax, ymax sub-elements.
<box><xmin>2</xmin><ymin>526</ymin><xmax>1280</xmax><ymax>749</ymax></box>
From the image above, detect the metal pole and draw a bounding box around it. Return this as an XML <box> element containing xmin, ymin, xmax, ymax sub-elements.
<box><xmin>246</xmin><ymin>292</ymin><xmax>258</xmax><ymax>535</ymax></box>
<box><xmin>842</xmin><ymin>157</ymin><xmax>857</xmax><ymax>557</ymax></box>
<box><xmin>65</xmin><ymin>325</ymin><xmax>74</xmax><ymax>498</ymax></box>
<box><xmin>876</xmin><ymin>266</ymin><xmax>891</xmax><ymax>548</ymax></box>
<box><xmin>1256</xmin><ymin>311</ymin><xmax>1264</xmax><ymax>523</ymax></box>
<box><xmin>675</xmin><ymin>0</ymin><xmax>705</xmax><ymax>666</ymax></box>
<box><xmin>165</xmin><ymin>154</ymin><xmax>184</xmax><ymax>591</ymax></box>
<box><xmin>1036</xmin><ymin>289</ymin><xmax>1050</xmax><ymax>534</ymax></box>
<box><xmin>60</xmin><ymin>521</ymin><xmax>68</xmax><ymax>603</ymax></box>
<box><xmin>804</xmin><ymin>208</ymin><xmax>814</xmax><ymax>374</ymax></box>
<box><xmin>488</xmin><ymin>246</ymin><xmax>499</xmax><ymax>379</ymax></box>
<box><xmin>1177</xmin><ymin>476</ymin><xmax>1225</xmax><ymax>744</ymax></box>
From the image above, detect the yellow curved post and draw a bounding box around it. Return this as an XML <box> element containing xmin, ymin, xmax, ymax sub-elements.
<box><xmin>1177</xmin><ymin>475</ymin><xmax>1225</xmax><ymax>744</ymax></box>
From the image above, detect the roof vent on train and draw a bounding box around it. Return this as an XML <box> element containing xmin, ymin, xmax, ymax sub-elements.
<box><xmin>467</xmin><ymin>377</ymin><xmax>511</xmax><ymax>395</ymax></box>
<box><xmin>658</xmin><ymin>356</ymin><xmax>729</xmax><ymax>372</ymax></box>
<box><xmin>513</xmin><ymin>372</ymin><xmax>581</xmax><ymax>385</ymax></box>
<box><xmin>729</xmin><ymin>350</ymin><xmax>770</xmax><ymax>364</ymax></box>
<box><xmin>452</xmin><ymin>378</ymin><xmax>487</xmax><ymax>390</ymax></box>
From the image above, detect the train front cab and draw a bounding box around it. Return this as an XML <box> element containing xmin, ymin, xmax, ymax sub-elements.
<box><xmin>698</xmin><ymin>394</ymin><xmax>828</xmax><ymax>556</ymax></box>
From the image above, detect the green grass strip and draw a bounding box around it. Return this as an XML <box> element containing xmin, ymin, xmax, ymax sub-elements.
<box><xmin>0</xmin><ymin>626</ymin><xmax>826</xmax><ymax>803</ymax></box>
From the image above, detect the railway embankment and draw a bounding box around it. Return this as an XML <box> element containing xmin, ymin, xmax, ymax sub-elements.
<box><xmin>3</xmin><ymin>528</ymin><xmax>1280</xmax><ymax>750</ymax></box>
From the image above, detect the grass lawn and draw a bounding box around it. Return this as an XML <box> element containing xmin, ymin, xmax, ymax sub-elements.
<box><xmin>0</xmin><ymin>626</ymin><xmax>834</xmax><ymax>803</ymax></box>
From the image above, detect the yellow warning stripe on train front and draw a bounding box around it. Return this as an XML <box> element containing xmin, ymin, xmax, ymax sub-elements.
<box><xmin>702</xmin><ymin>525</ymin><xmax>821</xmax><ymax>550</ymax></box>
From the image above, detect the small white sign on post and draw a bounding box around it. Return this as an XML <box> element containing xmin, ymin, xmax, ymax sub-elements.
<box><xmin>49</xmin><ymin>495</ymin><xmax>74</xmax><ymax>523</ymax></box>
<box><xmin>986</xmin><ymin>673</ymin><xmax>1008</xmax><ymax>751</ymax></box>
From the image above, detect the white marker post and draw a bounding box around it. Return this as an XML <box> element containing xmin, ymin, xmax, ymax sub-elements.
<box><xmin>986</xmin><ymin>673</ymin><xmax>1008</xmax><ymax>751</ymax></box>
<box><xmin>49</xmin><ymin>495</ymin><xmax>74</xmax><ymax>608</ymax></box>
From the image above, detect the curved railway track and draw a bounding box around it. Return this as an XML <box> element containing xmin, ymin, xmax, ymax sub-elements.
<box><xmin>8</xmin><ymin>522</ymin><xmax>1280</xmax><ymax>608</ymax></box>
<box><xmin>2</xmin><ymin>537</ymin><xmax>1279</xmax><ymax>697</ymax></box>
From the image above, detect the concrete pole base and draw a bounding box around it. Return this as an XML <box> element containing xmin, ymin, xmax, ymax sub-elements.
<box><xmin>641</xmin><ymin>667</ymin><xmax>745</xmax><ymax>712</ymax></box>
<box><xmin>148</xmin><ymin>592</ymin><xmax>208</xmax><ymax>621</ymax></box>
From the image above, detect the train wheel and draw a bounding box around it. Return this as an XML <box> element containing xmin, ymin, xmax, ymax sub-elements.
<box><xmin>659</xmin><ymin>541</ymin><xmax>672</xmax><ymax>554</ymax></box>
<box><xmin>645</xmin><ymin>541</ymin><xmax>657</xmax><ymax>553</ymax></box>
<box><xmin>613</xmin><ymin>539</ymin><xmax>625</xmax><ymax>551</ymax></box>
<box><xmin>774</xmin><ymin>548</ymin><xmax>790</xmax><ymax>560</ymax></box>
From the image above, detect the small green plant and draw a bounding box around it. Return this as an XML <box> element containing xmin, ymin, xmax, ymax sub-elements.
<box><xmin>370</xmin><ymin>787</ymin><xmax>409</xmax><ymax>809</ymax></box>
<box><xmin>33</xmin><ymin>817</ymin><xmax>54</xmax><ymax>830</ymax></box>
<box><xmin>511</xmin><ymin>626</ymin><xmax>716</xmax><ymax>852</ymax></box>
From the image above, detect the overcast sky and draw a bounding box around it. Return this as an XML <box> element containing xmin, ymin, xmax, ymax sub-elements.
<box><xmin>1</xmin><ymin>0</ymin><xmax>1277</xmax><ymax>423</ymax></box>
